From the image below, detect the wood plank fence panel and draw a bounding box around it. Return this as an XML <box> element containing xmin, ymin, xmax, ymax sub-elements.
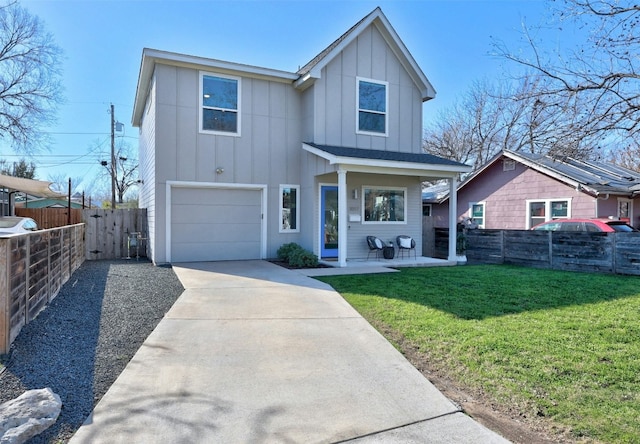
<box><xmin>434</xmin><ymin>228</ymin><xmax>640</xmax><ymax>276</ymax></box>
<box><xmin>466</xmin><ymin>230</ymin><xmax>504</xmax><ymax>264</ymax></box>
<box><xmin>551</xmin><ymin>232</ymin><xmax>613</xmax><ymax>273</ymax></box>
<box><xmin>83</xmin><ymin>209</ymin><xmax>147</xmax><ymax>260</ymax></box>
<box><xmin>0</xmin><ymin>224</ymin><xmax>85</xmax><ymax>353</ymax></box>
<box><xmin>503</xmin><ymin>230</ymin><xmax>550</xmax><ymax>267</ymax></box>
<box><xmin>16</xmin><ymin>208</ymin><xmax>82</xmax><ymax>229</ymax></box>
<box><xmin>613</xmin><ymin>233</ymin><xmax>640</xmax><ymax>275</ymax></box>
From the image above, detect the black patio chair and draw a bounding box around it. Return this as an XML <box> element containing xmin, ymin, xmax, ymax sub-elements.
<box><xmin>366</xmin><ymin>236</ymin><xmax>385</xmax><ymax>260</ymax></box>
<box><xmin>396</xmin><ymin>235</ymin><xmax>416</xmax><ymax>259</ymax></box>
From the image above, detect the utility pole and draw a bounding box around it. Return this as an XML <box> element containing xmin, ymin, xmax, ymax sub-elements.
<box><xmin>110</xmin><ymin>103</ymin><xmax>116</xmax><ymax>209</ymax></box>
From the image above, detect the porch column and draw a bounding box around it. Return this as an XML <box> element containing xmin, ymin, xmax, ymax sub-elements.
<box><xmin>448</xmin><ymin>175</ymin><xmax>458</xmax><ymax>261</ymax></box>
<box><xmin>338</xmin><ymin>168</ymin><xmax>347</xmax><ymax>267</ymax></box>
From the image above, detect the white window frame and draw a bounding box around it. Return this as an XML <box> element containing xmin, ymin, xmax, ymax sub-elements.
<box><xmin>199</xmin><ymin>71</ymin><xmax>241</xmax><ymax>136</ymax></box>
<box><xmin>617</xmin><ymin>197</ymin><xmax>633</xmax><ymax>222</ymax></box>
<box><xmin>362</xmin><ymin>186</ymin><xmax>407</xmax><ymax>224</ymax></box>
<box><xmin>279</xmin><ymin>184</ymin><xmax>300</xmax><ymax>233</ymax></box>
<box><xmin>469</xmin><ymin>202</ymin><xmax>486</xmax><ymax>228</ymax></box>
<box><xmin>356</xmin><ymin>77</ymin><xmax>388</xmax><ymax>137</ymax></box>
<box><xmin>525</xmin><ymin>198</ymin><xmax>572</xmax><ymax>229</ymax></box>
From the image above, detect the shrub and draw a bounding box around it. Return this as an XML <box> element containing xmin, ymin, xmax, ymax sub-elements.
<box><xmin>277</xmin><ymin>242</ymin><xmax>304</xmax><ymax>262</ymax></box>
<box><xmin>288</xmin><ymin>249</ymin><xmax>319</xmax><ymax>268</ymax></box>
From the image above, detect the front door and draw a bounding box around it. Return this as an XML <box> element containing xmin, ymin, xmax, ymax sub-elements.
<box><xmin>321</xmin><ymin>186</ymin><xmax>338</xmax><ymax>258</ymax></box>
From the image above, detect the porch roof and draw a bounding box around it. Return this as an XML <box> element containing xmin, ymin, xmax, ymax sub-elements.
<box><xmin>302</xmin><ymin>143</ymin><xmax>471</xmax><ymax>177</ymax></box>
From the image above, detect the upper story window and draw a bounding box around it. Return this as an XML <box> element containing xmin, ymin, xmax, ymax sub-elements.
<box><xmin>200</xmin><ymin>72</ymin><xmax>241</xmax><ymax>135</ymax></box>
<box><xmin>357</xmin><ymin>77</ymin><xmax>388</xmax><ymax>136</ymax></box>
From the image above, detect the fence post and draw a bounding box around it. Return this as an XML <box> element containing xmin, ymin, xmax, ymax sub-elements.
<box><xmin>548</xmin><ymin>231</ymin><xmax>553</xmax><ymax>269</ymax></box>
<box><xmin>0</xmin><ymin>240</ymin><xmax>9</xmax><ymax>354</ymax></box>
<box><xmin>612</xmin><ymin>232</ymin><xmax>617</xmax><ymax>274</ymax></box>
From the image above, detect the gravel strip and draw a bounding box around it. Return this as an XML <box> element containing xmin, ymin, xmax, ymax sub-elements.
<box><xmin>0</xmin><ymin>259</ymin><xmax>184</xmax><ymax>443</ymax></box>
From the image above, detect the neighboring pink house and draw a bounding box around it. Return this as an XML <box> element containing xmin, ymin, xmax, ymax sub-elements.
<box><xmin>425</xmin><ymin>150</ymin><xmax>640</xmax><ymax>230</ymax></box>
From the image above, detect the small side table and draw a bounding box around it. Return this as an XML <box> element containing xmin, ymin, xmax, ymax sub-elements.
<box><xmin>383</xmin><ymin>244</ymin><xmax>395</xmax><ymax>259</ymax></box>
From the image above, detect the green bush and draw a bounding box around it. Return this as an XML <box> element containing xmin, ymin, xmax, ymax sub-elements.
<box><xmin>276</xmin><ymin>242</ymin><xmax>304</xmax><ymax>262</ymax></box>
<box><xmin>288</xmin><ymin>249</ymin><xmax>319</xmax><ymax>268</ymax></box>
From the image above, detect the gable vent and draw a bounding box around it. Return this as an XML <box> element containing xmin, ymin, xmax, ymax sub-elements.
<box><xmin>503</xmin><ymin>159</ymin><xmax>516</xmax><ymax>172</ymax></box>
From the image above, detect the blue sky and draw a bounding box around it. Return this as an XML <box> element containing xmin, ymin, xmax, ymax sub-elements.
<box><xmin>6</xmin><ymin>0</ymin><xmax>554</xmax><ymax>195</ymax></box>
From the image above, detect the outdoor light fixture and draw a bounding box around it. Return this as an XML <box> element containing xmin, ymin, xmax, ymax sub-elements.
<box><xmin>216</xmin><ymin>167</ymin><xmax>224</xmax><ymax>174</ymax></box>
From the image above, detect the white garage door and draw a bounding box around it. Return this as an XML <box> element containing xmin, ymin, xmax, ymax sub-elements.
<box><xmin>170</xmin><ymin>187</ymin><xmax>262</xmax><ymax>262</ymax></box>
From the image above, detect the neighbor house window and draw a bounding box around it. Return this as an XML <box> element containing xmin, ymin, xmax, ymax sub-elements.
<box><xmin>470</xmin><ymin>202</ymin><xmax>485</xmax><ymax>228</ymax></box>
<box><xmin>527</xmin><ymin>199</ymin><xmax>571</xmax><ymax>228</ymax></box>
<box><xmin>363</xmin><ymin>187</ymin><xmax>406</xmax><ymax>223</ymax></box>
<box><xmin>357</xmin><ymin>78</ymin><xmax>388</xmax><ymax>135</ymax></box>
<box><xmin>618</xmin><ymin>198</ymin><xmax>632</xmax><ymax>221</ymax></box>
<box><xmin>280</xmin><ymin>185</ymin><xmax>300</xmax><ymax>232</ymax></box>
<box><xmin>200</xmin><ymin>72</ymin><xmax>240</xmax><ymax>135</ymax></box>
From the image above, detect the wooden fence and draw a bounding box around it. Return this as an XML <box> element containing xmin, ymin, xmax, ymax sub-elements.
<box><xmin>435</xmin><ymin>228</ymin><xmax>640</xmax><ymax>275</ymax></box>
<box><xmin>16</xmin><ymin>207</ymin><xmax>82</xmax><ymax>228</ymax></box>
<box><xmin>0</xmin><ymin>224</ymin><xmax>85</xmax><ymax>354</ymax></box>
<box><xmin>83</xmin><ymin>209</ymin><xmax>148</xmax><ymax>260</ymax></box>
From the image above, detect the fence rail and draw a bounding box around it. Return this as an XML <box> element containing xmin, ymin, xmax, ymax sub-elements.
<box><xmin>435</xmin><ymin>228</ymin><xmax>640</xmax><ymax>275</ymax></box>
<box><xmin>1</xmin><ymin>224</ymin><xmax>85</xmax><ymax>354</ymax></box>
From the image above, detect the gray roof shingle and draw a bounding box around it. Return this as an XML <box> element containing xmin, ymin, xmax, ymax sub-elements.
<box><xmin>305</xmin><ymin>143</ymin><xmax>468</xmax><ymax>167</ymax></box>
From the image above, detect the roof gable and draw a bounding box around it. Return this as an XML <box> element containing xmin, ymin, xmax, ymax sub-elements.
<box><xmin>502</xmin><ymin>150</ymin><xmax>640</xmax><ymax>196</ymax></box>
<box><xmin>294</xmin><ymin>8</ymin><xmax>435</xmax><ymax>101</ymax></box>
<box><xmin>426</xmin><ymin>150</ymin><xmax>640</xmax><ymax>203</ymax></box>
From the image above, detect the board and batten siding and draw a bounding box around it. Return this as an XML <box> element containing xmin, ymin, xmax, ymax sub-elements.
<box><xmin>138</xmin><ymin>75</ymin><xmax>158</xmax><ymax>261</ymax></box>
<box><xmin>312</xmin><ymin>23</ymin><xmax>423</xmax><ymax>154</ymax></box>
<box><xmin>150</xmin><ymin>64</ymin><xmax>303</xmax><ymax>261</ymax></box>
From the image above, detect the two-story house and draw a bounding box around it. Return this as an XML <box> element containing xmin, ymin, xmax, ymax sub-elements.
<box><xmin>131</xmin><ymin>7</ymin><xmax>470</xmax><ymax>266</ymax></box>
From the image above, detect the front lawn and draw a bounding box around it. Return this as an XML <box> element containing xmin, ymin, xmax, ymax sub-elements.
<box><xmin>317</xmin><ymin>265</ymin><xmax>640</xmax><ymax>443</ymax></box>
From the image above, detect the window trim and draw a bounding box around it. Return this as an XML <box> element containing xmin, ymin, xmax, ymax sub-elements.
<box><xmin>526</xmin><ymin>198</ymin><xmax>572</xmax><ymax>229</ymax></box>
<box><xmin>199</xmin><ymin>71</ymin><xmax>241</xmax><ymax>136</ymax></box>
<box><xmin>356</xmin><ymin>77</ymin><xmax>388</xmax><ymax>137</ymax></box>
<box><xmin>279</xmin><ymin>184</ymin><xmax>300</xmax><ymax>233</ymax></box>
<box><xmin>617</xmin><ymin>197</ymin><xmax>633</xmax><ymax>222</ymax></box>
<box><xmin>469</xmin><ymin>202</ymin><xmax>486</xmax><ymax>228</ymax></box>
<box><xmin>361</xmin><ymin>185</ymin><xmax>407</xmax><ymax>224</ymax></box>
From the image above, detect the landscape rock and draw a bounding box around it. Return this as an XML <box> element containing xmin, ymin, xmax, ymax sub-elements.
<box><xmin>0</xmin><ymin>388</ymin><xmax>62</xmax><ymax>444</ymax></box>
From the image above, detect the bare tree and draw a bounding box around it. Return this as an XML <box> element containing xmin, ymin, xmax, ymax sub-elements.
<box><xmin>494</xmin><ymin>0</ymin><xmax>640</xmax><ymax>147</ymax></box>
<box><xmin>423</xmin><ymin>73</ymin><xmax>605</xmax><ymax>170</ymax></box>
<box><xmin>99</xmin><ymin>140</ymin><xmax>138</xmax><ymax>205</ymax></box>
<box><xmin>0</xmin><ymin>1</ymin><xmax>63</xmax><ymax>152</ymax></box>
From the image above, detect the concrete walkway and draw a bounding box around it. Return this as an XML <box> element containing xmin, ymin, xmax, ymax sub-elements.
<box><xmin>70</xmin><ymin>260</ymin><xmax>508</xmax><ymax>443</ymax></box>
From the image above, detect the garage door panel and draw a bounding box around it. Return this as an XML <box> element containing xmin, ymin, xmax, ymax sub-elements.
<box><xmin>172</xmin><ymin>205</ymin><xmax>261</xmax><ymax>224</ymax></box>
<box><xmin>172</xmin><ymin>223</ymin><xmax>261</xmax><ymax>243</ymax></box>
<box><xmin>170</xmin><ymin>187</ymin><xmax>262</xmax><ymax>262</ymax></box>
<box><xmin>173</xmin><ymin>188</ymin><xmax>259</xmax><ymax>205</ymax></box>
<box><xmin>172</xmin><ymin>241</ymin><xmax>260</xmax><ymax>262</ymax></box>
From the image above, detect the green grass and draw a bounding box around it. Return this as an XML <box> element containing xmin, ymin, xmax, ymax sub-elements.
<box><xmin>317</xmin><ymin>265</ymin><xmax>640</xmax><ymax>443</ymax></box>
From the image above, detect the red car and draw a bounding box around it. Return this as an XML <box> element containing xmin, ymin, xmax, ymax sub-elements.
<box><xmin>531</xmin><ymin>218</ymin><xmax>637</xmax><ymax>232</ymax></box>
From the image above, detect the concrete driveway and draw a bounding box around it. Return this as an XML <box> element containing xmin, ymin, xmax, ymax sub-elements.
<box><xmin>70</xmin><ymin>260</ymin><xmax>508</xmax><ymax>443</ymax></box>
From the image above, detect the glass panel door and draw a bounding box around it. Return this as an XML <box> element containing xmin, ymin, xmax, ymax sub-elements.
<box><xmin>321</xmin><ymin>186</ymin><xmax>338</xmax><ymax>258</ymax></box>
